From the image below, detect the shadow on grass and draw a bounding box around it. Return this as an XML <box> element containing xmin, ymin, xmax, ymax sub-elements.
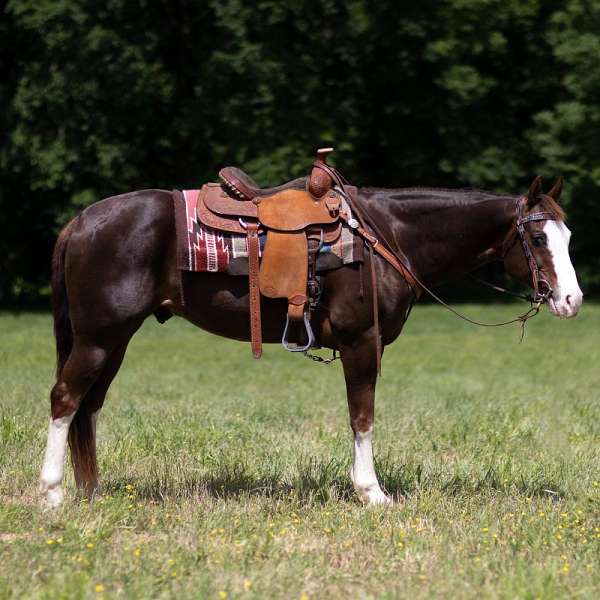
<box><xmin>103</xmin><ymin>456</ymin><xmax>355</xmax><ymax>505</ymax></box>
<box><xmin>101</xmin><ymin>454</ymin><xmax>567</xmax><ymax>505</ymax></box>
<box><xmin>377</xmin><ymin>458</ymin><xmax>567</xmax><ymax>501</ymax></box>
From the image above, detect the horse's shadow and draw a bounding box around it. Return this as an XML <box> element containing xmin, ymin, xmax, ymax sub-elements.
<box><xmin>102</xmin><ymin>457</ymin><xmax>358</xmax><ymax>504</ymax></box>
<box><xmin>103</xmin><ymin>471</ymin><xmax>356</xmax><ymax>504</ymax></box>
<box><xmin>100</xmin><ymin>457</ymin><xmax>565</xmax><ymax>504</ymax></box>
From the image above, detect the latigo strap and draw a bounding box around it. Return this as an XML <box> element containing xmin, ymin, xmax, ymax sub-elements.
<box><xmin>246</xmin><ymin>222</ymin><xmax>262</xmax><ymax>358</ymax></box>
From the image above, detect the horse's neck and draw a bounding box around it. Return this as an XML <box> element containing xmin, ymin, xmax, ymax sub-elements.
<box><xmin>365</xmin><ymin>189</ymin><xmax>517</xmax><ymax>286</ymax></box>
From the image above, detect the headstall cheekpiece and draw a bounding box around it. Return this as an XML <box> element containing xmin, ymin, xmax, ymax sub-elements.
<box><xmin>514</xmin><ymin>196</ymin><xmax>557</xmax><ymax>304</ymax></box>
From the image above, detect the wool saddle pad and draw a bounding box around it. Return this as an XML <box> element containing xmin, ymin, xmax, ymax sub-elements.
<box><xmin>173</xmin><ymin>189</ymin><xmax>362</xmax><ymax>275</ymax></box>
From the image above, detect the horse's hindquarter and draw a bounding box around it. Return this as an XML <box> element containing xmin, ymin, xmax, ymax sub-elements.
<box><xmin>66</xmin><ymin>189</ymin><xmax>179</xmax><ymax>334</ymax></box>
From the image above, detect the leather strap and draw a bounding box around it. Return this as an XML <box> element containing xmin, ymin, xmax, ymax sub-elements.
<box><xmin>338</xmin><ymin>211</ymin><xmax>421</xmax><ymax>294</ymax></box>
<box><xmin>247</xmin><ymin>222</ymin><xmax>262</xmax><ymax>358</ymax></box>
<box><xmin>367</xmin><ymin>244</ymin><xmax>382</xmax><ymax>375</ymax></box>
<box><xmin>515</xmin><ymin>198</ymin><xmax>556</xmax><ymax>302</ymax></box>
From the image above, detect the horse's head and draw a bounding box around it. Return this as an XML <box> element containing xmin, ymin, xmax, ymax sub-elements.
<box><xmin>503</xmin><ymin>176</ymin><xmax>582</xmax><ymax>318</ymax></box>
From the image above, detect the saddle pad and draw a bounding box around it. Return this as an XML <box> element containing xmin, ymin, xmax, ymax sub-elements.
<box><xmin>173</xmin><ymin>189</ymin><xmax>362</xmax><ymax>274</ymax></box>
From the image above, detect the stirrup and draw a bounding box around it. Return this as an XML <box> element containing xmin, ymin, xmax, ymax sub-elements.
<box><xmin>282</xmin><ymin>311</ymin><xmax>315</xmax><ymax>352</ymax></box>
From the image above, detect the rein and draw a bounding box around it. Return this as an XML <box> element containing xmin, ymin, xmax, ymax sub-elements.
<box><xmin>317</xmin><ymin>162</ymin><xmax>557</xmax><ymax>343</ymax></box>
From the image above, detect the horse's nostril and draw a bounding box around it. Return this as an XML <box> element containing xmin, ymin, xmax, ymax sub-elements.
<box><xmin>566</xmin><ymin>294</ymin><xmax>572</xmax><ymax>305</ymax></box>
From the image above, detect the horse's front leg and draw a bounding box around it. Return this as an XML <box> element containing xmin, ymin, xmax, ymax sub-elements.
<box><xmin>341</xmin><ymin>339</ymin><xmax>391</xmax><ymax>506</ymax></box>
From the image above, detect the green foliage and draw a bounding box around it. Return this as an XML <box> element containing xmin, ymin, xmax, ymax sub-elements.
<box><xmin>1</xmin><ymin>0</ymin><xmax>599</xmax><ymax>305</ymax></box>
<box><xmin>528</xmin><ymin>0</ymin><xmax>600</xmax><ymax>288</ymax></box>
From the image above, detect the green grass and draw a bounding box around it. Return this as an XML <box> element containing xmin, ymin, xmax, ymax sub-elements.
<box><xmin>1</xmin><ymin>304</ymin><xmax>599</xmax><ymax>599</ymax></box>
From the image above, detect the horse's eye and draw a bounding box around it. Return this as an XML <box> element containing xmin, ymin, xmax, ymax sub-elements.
<box><xmin>532</xmin><ymin>235</ymin><xmax>546</xmax><ymax>247</ymax></box>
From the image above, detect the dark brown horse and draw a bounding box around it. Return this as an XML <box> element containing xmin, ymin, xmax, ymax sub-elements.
<box><xmin>40</xmin><ymin>175</ymin><xmax>582</xmax><ymax>507</ymax></box>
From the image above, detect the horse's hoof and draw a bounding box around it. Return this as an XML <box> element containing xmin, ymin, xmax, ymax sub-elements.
<box><xmin>356</xmin><ymin>485</ymin><xmax>393</xmax><ymax>506</ymax></box>
<box><xmin>367</xmin><ymin>490</ymin><xmax>393</xmax><ymax>506</ymax></box>
<box><xmin>42</xmin><ymin>485</ymin><xmax>64</xmax><ymax>509</ymax></box>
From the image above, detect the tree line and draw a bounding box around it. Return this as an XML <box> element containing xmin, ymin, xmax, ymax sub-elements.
<box><xmin>1</xmin><ymin>0</ymin><xmax>599</xmax><ymax>306</ymax></box>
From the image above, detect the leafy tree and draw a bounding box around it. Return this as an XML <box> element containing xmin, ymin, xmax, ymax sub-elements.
<box><xmin>0</xmin><ymin>0</ymin><xmax>598</xmax><ymax>305</ymax></box>
<box><xmin>529</xmin><ymin>0</ymin><xmax>600</xmax><ymax>289</ymax></box>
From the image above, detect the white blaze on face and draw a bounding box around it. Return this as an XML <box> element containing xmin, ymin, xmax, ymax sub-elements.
<box><xmin>543</xmin><ymin>220</ymin><xmax>583</xmax><ymax>318</ymax></box>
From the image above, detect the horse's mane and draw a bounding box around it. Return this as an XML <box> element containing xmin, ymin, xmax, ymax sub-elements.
<box><xmin>360</xmin><ymin>187</ymin><xmax>567</xmax><ymax>220</ymax></box>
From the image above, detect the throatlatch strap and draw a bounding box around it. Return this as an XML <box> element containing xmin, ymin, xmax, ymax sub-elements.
<box><xmin>247</xmin><ymin>223</ymin><xmax>262</xmax><ymax>358</ymax></box>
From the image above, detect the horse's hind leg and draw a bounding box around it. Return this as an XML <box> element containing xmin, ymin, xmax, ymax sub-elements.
<box><xmin>69</xmin><ymin>338</ymin><xmax>131</xmax><ymax>498</ymax></box>
<box><xmin>40</xmin><ymin>337</ymin><xmax>109</xmax><ymax>506</ymax></box>
<box><xmin>40</xmin><ymin>331</ymin><xmax>134</xmax><ymax>506</ymax></box>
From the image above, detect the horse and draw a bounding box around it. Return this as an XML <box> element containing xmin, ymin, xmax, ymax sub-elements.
<box><xmin>39</xmin><ymin>174</ymin><xmax>582</xmax><ymax>507</ymax></box>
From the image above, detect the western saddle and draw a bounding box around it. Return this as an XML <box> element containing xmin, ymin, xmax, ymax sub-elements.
<box><xmin>196</xmin><ymin>148</ymin><xmax>348</xmax><ymax>358</ymax></box>
<box><xmin>196</xmin><ymin>147</ymin><xmax>420</xmax><ymax>366</ymax></box>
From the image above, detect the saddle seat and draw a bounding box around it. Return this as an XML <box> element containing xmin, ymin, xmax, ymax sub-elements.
<box><xmin>219</xmin><ymin>166</ymin><xmax>306</xmax><ymax>201</ymax></box>
<box><xmin>196</xmin><ymin>148</ymin><xmax>346</xmax><ymax>358</ymax></box>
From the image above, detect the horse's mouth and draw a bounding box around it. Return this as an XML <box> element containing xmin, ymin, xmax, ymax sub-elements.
<box><xmin>548</xmin><ymin>296</ymin><xmax>581</xmax><ymax>319</ymax></box>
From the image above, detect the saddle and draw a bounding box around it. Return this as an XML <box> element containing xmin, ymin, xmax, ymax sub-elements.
<box><xmin>196</xmin><ymin>148</ymin><xmax>349</xmax><ymax>358</ymax></box>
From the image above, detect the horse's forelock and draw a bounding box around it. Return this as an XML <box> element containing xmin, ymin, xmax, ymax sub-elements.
<box><xmin>540</xmin><ymin>194</ymin><xmax>567</xmax><ymax>222</ymax></box>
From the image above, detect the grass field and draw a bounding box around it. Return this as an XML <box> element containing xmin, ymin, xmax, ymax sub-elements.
<box><xmin>1</xmin><ymin>304</ymin><xmax>599</xmax><ymax>599</ymax></box>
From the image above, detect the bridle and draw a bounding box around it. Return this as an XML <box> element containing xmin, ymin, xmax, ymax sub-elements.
<box><xmin>507</xmin><ymin>196</ymin><xmax>557</xmax><ymax>304</ymax></box>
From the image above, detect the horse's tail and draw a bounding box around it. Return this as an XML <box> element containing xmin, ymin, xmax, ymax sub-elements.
<box><xmin>51</xmin><ymin>218</ymin><xmax>76</xmax><ymax>377</ymax></box>
<box><xmin>52</xmin><ymin>218</ymin><xmax>99</xmax><ymax>488</ymax></box>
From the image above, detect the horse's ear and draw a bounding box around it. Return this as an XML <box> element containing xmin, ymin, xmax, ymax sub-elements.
<box><xmin>547</xmin><ymin>176</ymin><xmax>564</xmax><ymax>202</ymax></box>
<box><xmin>527</xmin><ymin>175</ymin><xmax>543</xmax><ymax>208</ymax></box>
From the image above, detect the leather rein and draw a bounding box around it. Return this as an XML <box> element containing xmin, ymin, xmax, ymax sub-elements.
<box><xmin>316</xmin><ymin>162</ymin><xmax>557</xmax><ymax>345</ymax></box>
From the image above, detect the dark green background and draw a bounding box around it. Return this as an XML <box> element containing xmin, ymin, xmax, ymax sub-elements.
<box><xmin>1</xmin><ymin>0</ymin><xmax>599</xmax><ymax>306</ymax></box>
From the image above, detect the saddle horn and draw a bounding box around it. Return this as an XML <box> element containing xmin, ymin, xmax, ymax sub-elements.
<box><xmin>308</xmin><ymin>147</ymin><xmax>334</xmax><ymax>198</ymax></box>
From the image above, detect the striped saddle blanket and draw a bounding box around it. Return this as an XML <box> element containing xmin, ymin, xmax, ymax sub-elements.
<box><xmin>173</xmin><ymin>189</ymin><xmax>362</xmax><ymax>275</ymax></box>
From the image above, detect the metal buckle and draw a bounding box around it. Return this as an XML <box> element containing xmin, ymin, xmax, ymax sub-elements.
<box><xmin>534</xmin><ymin>279</ymin><xmax>553</xmax><ymax>303</ymax></box>
<box><xmin>238</xmin><ymin>218</ymin><xmax>261</xmax><ymax>232</ymax></box>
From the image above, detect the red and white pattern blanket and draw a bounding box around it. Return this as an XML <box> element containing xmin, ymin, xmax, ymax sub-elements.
<box><xmin>174</xmin><ymin>189</ymin><xmax>361</xmax><ymax>274</ymax></box>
